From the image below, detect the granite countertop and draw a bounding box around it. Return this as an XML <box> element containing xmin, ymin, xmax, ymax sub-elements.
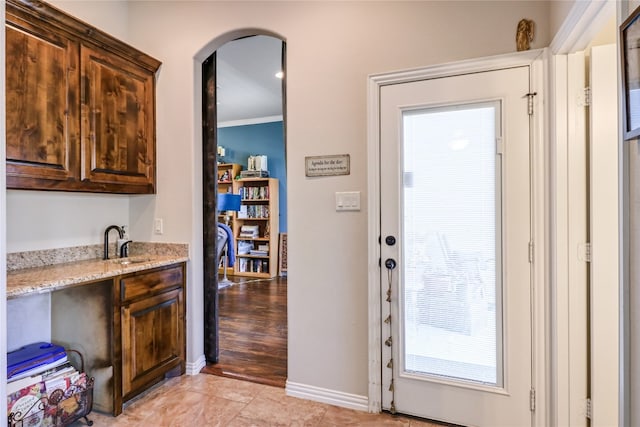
<box><xmin>7</xmin><ymin>243</ymin><xmax>189</xmax><ymax>299</ymax></box>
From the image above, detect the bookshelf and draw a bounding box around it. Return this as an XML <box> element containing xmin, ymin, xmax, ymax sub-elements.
<box><xmin>232</xmin><ymin>178</ymin><xmax>279</xmax><ymax>278</ymax></box>
<box><xmin>217</xmin><ymin>163</ymin><xmax>242</xmax><ymax>192</ymax></box>
<box><xmin>217</xmin><ymin>163</ymin><xmax>242</xmax><ymax>276</ymax></box>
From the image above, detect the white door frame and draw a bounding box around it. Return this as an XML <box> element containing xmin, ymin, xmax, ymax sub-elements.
<box><xmin>366</xmin><ymin>49</ymin><xmax>547</xmax><ymax>425</ymax></box>
<box><xmin>548</xmin><ymin>1</ymin><xmax>617</xmax><ymax>425</ymax></box>
<box><xmin>549</xmin><ymin>51</ymin><xmax>590</xmax><ymax>427</ymax></box>
<box><xmin>589</xmin><ymin>43</ymin><xmax>620</xmax><ymax>426</ymax></box>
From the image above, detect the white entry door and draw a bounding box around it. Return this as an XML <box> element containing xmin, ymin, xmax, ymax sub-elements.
<box><xmin>379</xmin><ymin>66</ymin><xmax>533</xmax><ymax>426</ymax></box>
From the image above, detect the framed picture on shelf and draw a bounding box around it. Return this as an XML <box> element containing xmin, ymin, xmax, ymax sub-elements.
<box><xmin>621</xmin><ymin>5</ymin><xmax>640</xmax><ymax>139</ymax></box>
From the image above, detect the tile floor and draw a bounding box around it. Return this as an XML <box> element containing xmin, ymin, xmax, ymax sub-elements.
<box><xmin>81</xmin><ymin>374</ymin><xmax>443</xmax><ymax>426</ymax></box>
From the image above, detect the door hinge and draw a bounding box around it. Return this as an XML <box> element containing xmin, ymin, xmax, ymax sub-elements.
<box><xmin>528</xmin><ymin>241</ymin><xmax>534</xmax><ymax>263</ymax></box>
<box><xmin>577</xmin><ymin>86</ymin><xmax>591</xmax><ymax>107</ymax></box>
<box><xmin>584</xmin><ymin>87</ymin><xmax>591</xmax><ymax>106</ymax></box>
<box><xmin>496</xmin><ymin>137</ymin><xmax>504</xmax><ymax>155</ymax></box>
<box><xmin>526</xmin><ymin>92</ymin><xmax>537</xmax><ymax>116</ymax></box>
<box><xmin>578</xmin><ymin>242</ymin><xmax>592</xmax><ymax>263</ymax></box>
<box><xmin>586</xmin><ymin>397</ymin><xmax>592</xmax><ymax>419</ymax></box>
<box><xmin>530</xmin><ymin>388</ymin><xmax>536</xmax><ymax>411</ymax></box>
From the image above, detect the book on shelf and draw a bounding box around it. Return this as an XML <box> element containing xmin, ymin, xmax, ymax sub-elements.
<box><xmin>245</xmin><ymin>205</ymin><xmax>269</xmax><ymax>219</ymax></box>
<box><xmin>237</xmin><ymin>258</ymin><xmax>269</xmax><ymax>273</ymax></box>
<box><xmin>256</xmin><ymin>260</ymin><xmax>269</xmax><ymax>273</ymax></box>
<box><xmin>240</xmin><ymin>185</ymin><xmax>269</xmax><ymax>200</ymax></box>
<box><xmin>249</xmin><ymin>250</ymin><xmax>268</xmax><ymax>256</ymax></box>
<box><xmin>239</xmin><ymin>225</ymin><xmax>259</xmax><ymax>238</ymax></box>
<box><xmin>237</xmin><ymin>241</ymin><xmax>253</xmax><ymax>255</ymax></box>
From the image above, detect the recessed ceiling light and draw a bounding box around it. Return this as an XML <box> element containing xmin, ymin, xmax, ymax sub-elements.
<box><xmin>275</xmin><ymin>71</ymin><xmax>284</xmax><ymax>79</ymax></box>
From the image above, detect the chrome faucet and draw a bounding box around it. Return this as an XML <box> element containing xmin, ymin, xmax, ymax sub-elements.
<box><xmin>104</xmin><ymin>225</ymin><xmax>124</xmax><ymax>260</ymax></box>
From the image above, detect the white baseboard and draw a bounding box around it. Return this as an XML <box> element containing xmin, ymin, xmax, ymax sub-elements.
<box><xmin>285</xmin><ymin>381</ymin><xmax>370</xmax><ymax>412</ymax></box>
<box><xmin>185</xmin><ymin>354</ymin><xmax>206</xmax><ymax>375</ymax></box>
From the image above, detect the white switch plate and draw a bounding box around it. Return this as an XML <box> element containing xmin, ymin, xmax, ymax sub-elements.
<box><xmin>154</xmin><ymin>218</ymin><xmax>164</xmax><ymax>234</ymax></box>
<box><xmin>335</xmin><ymin>191</ymin><xmax>361</xmax><ymax>211</ymax></box>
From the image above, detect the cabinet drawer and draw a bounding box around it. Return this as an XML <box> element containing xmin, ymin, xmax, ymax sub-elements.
<box><xmin>120</xmin><ymin>264</ymin><xmax>184</xmax><ymax>302</ymax></box>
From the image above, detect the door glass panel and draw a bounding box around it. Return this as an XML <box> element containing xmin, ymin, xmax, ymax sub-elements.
<box><xmin>401</xmin><ymin>102</ymin><xmax>503</xmax><ymax>387</ymax></box>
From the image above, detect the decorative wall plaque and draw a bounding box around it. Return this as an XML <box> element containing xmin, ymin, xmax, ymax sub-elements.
<box><xmin>305</xmin><ymin>154</ymin><xmax>350</xmax><ymax>177</ymax></box>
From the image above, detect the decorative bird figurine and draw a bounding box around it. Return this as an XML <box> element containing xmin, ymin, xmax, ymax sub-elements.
<box><xmin>516</xmin><ymin>19</ymin><xmax>535</xmax><ymax>51</ymax></box>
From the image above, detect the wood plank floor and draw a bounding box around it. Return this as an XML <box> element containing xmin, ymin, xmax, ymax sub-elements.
<box><xmin>201</xmin><ymin>276</ymin><xmax>287</xmax><ymax>388</ymax></box>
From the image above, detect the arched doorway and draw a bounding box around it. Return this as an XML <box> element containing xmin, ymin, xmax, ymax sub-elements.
<box><xmin>200</xmin><ymin>31</ymin><xmax>287</xmax><ymax>386</ymax></box>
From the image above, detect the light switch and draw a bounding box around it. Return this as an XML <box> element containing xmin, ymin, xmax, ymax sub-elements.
<box><xmin>336</xmin><ymin>191</ymin><xmax>360</xmax><ymax>211</ymax></box>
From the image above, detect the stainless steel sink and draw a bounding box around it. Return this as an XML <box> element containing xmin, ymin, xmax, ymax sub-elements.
<box><xmin>106</xmin><ymin>257</ymin><xmax>152</xmax><ymax>265</ymax></box>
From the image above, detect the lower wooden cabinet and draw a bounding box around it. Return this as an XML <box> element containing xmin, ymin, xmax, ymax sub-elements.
<box><xmin>51</xmin><ymin>262</ymin><xmax>186</xmax><ymax>416</ymax></box>
<box><xmin>121</xmin><ymin>288</ymin><xmax>184</xmax><ymax>397</ymax></box>
<box><xmin>118</xmin><ymin>264</ymin><xmax>186</xmax><ymax>404</ymax></box>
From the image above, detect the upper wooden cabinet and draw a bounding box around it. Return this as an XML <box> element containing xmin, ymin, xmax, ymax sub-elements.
<box><xmin>5</xmin><ymin>10</ymin><xmax>80</xmax><ymax>186</ymax></box>
<box><xmin>80</xmin><ymin>45</ymin><xmax>156</xmax><ymax>190</ymax></box>
<box><xmin>5</xmin><ymin>0</ymin><xmax>161</xmax><ymax>193</ymax></box>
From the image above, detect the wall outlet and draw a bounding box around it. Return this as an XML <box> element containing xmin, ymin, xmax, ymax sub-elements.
<box><xmin>154</xmin><ymin>218</ymin><xmax>164</xmax><ymax>235</ymax></box>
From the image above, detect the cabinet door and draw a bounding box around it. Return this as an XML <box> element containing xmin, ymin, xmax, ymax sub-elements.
<box><xmin>121</xmin><ymin>288</ymin><xmax>184</xmax><ymax>397</ymax></box>
<box><xmin>5</xmin><ymin>22</ymin><xmax>80</xmax><ymax>188</ymax></box>
<box><xmin>81</xmin><ymin>45</ymin><xmax>156</xmax><ymax>193</ymax></box>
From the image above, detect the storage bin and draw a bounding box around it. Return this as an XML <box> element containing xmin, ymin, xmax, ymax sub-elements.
<box><xmin>7</xmin><ymin>349</ymin><xmax>95</xmax><ymax>427</ymax></box>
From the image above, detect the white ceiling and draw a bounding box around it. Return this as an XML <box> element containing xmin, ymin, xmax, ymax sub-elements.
<box><xmin>216</xmin><ymin>35</ymin><xmax>284</xmax><ymax>126</ymax></box>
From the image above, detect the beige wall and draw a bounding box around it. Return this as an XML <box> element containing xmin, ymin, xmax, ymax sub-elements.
<box><xmin>588</xmin><ymin>16</ymin><xmax>617</xmax><ymax>48</ymax></box>
<box><xmin>52</xmin><ymin>0</ymin><xmax>129</xmax><ymax>40</ymax></box>
<box><xmin>126</xmin><ymin>0</ymin><xmax>550</xmax><ymax>396</ymax></box>
<box><xmin>5</xmin><ymin>0</ymin><xmax>551</xmax><ymax>399</ymax></box>
<box><xmin>550</xmin><ymin>0</ymin><xmax>575</xmax><ymax>38</ymax></box>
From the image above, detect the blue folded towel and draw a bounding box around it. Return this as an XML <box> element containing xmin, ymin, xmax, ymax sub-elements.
<box><xmin>217</xmin><ymin>223</ymin><xmax>235</xmax><ymax>266</ymax></box>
